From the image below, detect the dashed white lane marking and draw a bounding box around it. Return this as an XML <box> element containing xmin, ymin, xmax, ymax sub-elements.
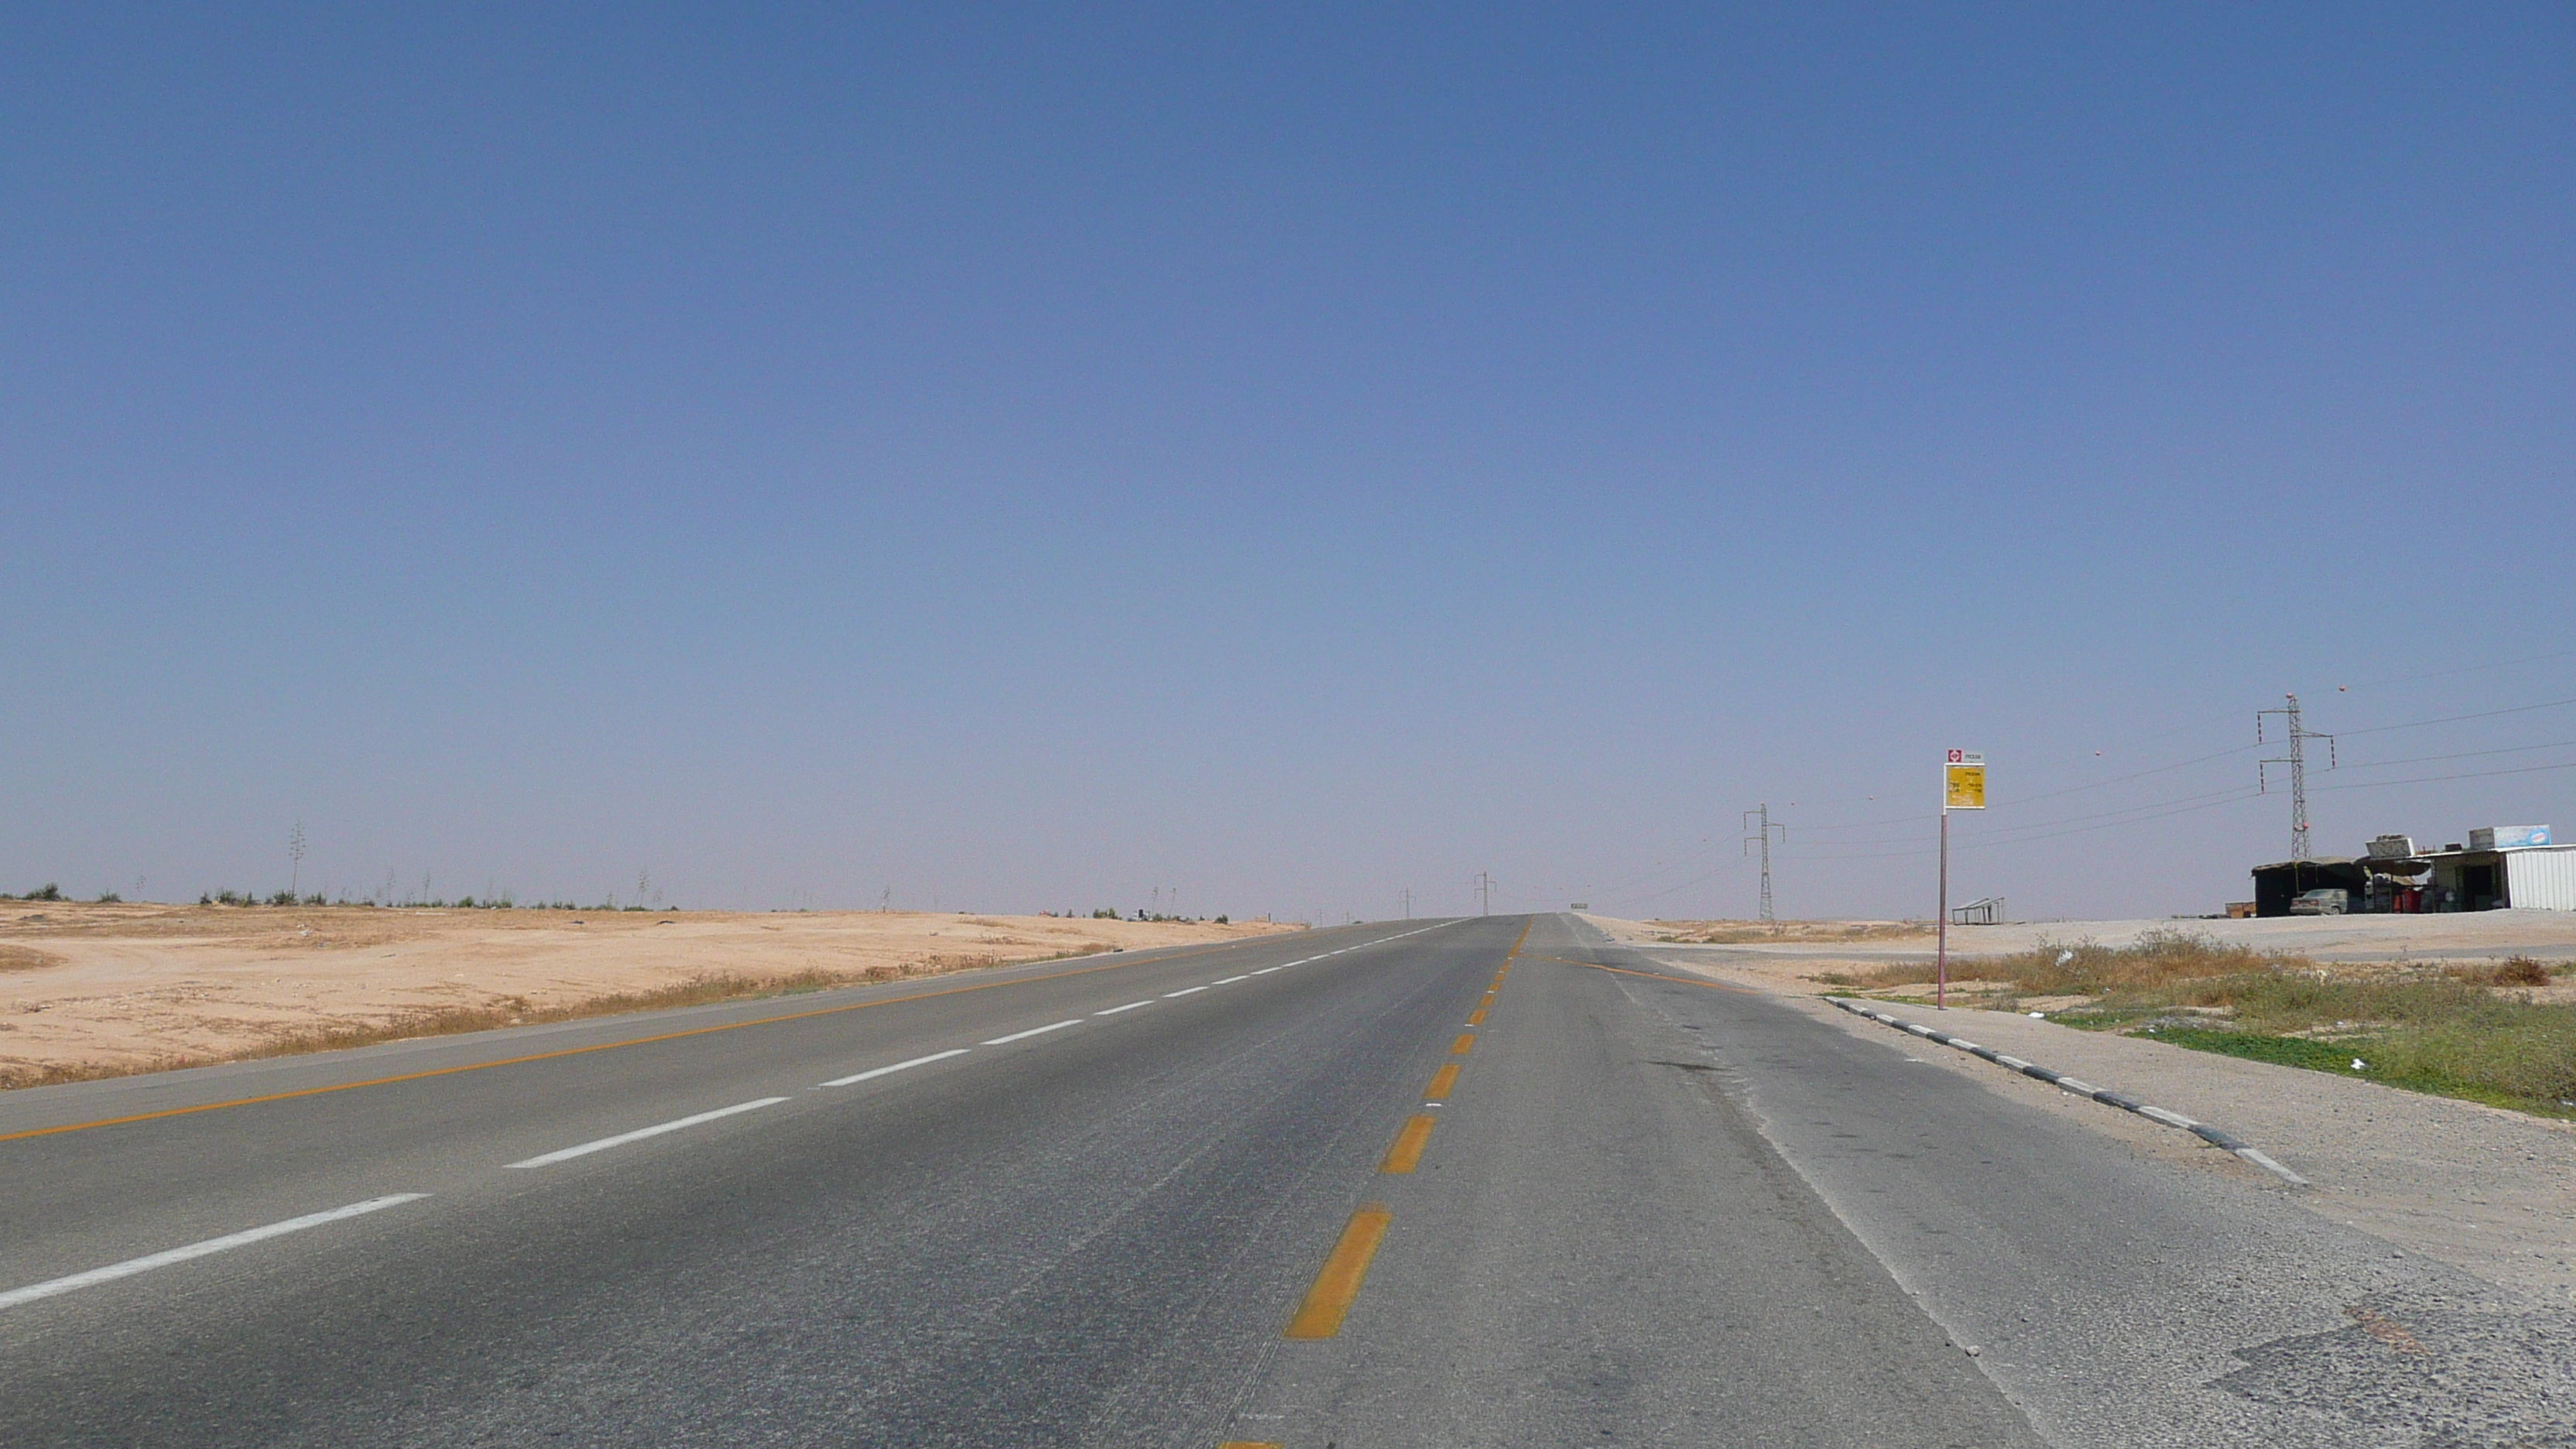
<box><xmin>1250</xmin><ymin>966</ymin><xmax>1283</xmax><ymax>975</ymax></box>
<box><xmin>820</xmin><ymin>1048</ymin><xmax>971</xmax><ymax>1087</ymax></box>
<box><xmin>1095</xmin><ymin>1001</ymin><xmax>1153</xmax><ymax>1016</ymax></box>
<box><xmin>981</xmin><ymin>1019</ymin><xmax>1083</xmax><ymax>1046</ymax></box>
<box><xmin>508</xmin><ymin>1098</ymin><xmax>788</xmax><ymax>1169</ymax></box>
<box><xmin>0</xmin><ymin>1193</ymin><xmax>433</xmax><ymax>1312</ymax></box>
<box><xmin>1211</xmin><ymin>975</ymin><xmax>1250</xmax><ymax>985</ymax></box>
<box><xmin>1164</xmin><ymin>985</ymin><xmax>1210</xmax><ymax>997</ymax></box>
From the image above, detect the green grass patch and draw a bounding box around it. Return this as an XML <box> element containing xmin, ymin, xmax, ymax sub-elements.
<box><xmin>1828</xmin><ymin>929</ymin><xmax>2576</xmax><ymax>1119</ymax></box>
<box><xmin>2136</xmin><ymin>1023</ymin><xmax>2576</xmax><ymax>1119</ymax></box>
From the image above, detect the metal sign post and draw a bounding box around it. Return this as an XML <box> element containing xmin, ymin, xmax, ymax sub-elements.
<box><xmin>1938</xmin><ymin>750</ymin><xmax>1986</xmax><ymax>1009</ymax></box>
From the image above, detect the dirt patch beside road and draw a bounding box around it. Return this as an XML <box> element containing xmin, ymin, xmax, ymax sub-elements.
<box><xmin>0</xmin><ymin>903</ymin><xmax>1293</xmax><ymax>1088</ymax></box>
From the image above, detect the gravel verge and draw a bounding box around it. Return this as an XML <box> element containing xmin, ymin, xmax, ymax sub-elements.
<box><xmin>1645</xmin><ymin>951</ymin><xmax>2576</xmax><ymax>1303</ymax></box>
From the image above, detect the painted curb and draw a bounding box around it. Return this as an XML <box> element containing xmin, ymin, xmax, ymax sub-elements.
<box><xmin>1824</xmin><ymin>998</ymin><xmax>2309</xmax><ymax>1187</ymax></box>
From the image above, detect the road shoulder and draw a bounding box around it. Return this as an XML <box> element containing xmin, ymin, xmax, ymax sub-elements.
<box><xmin>1639</xmin><ymin>946</ymin><xmax>2576</xmax><ymax>1304</ymax></box>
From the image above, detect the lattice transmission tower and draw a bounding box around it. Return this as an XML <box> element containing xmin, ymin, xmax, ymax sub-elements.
<box><xmin>1742</xmin><ymin>803</ymin><xmax>1788</xmax><ymax>922</ymax></box>
<box><xmin>2258</xmin><ymin>694</ymin><xmax>2337</xmax><ymax>862</ymax></box>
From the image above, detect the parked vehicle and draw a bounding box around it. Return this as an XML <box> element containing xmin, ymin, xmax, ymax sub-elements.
<box><xmin>2289</xmin><ymin>887</ymin><xmax>2348</xmax><ymax>916</ymax></box>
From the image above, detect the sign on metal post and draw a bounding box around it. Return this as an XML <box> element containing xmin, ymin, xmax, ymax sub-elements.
<box><xmin>1937</xmin><ymin>749</ymin><xmax>1985</xmax><ymax>1011</ymax></box>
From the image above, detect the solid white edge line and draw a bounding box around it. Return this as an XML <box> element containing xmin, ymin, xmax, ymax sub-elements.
<box><xmin>820</xmin><ymin>1048</ymin><xmax>971</xmax><ymax>1087</ymax></box>
<box><xmin>981</xmin><ymin>1019</ymin><xmax>1083</xmax><ymax>1046</ymax></box>
<box><xmin>1095</xmin><ymin>1001</ymin><xmax>1152</xmax><ymax>1015</ymax></box>
<box><xmin>506</xmin><ymin>1098</ymin><xmax>788</xmax><ymax>1169</ymax></box>
<box><xmin>1249</xmin><ymin>967</ymin><xmax>1283</xmax><ymax>975</ymax></box>
<box><xmin>1163</xmin><ymin>986</ymin><xmax>1208</xmax><ymax>997</ymax></box>
<box><xmin>2232</xmin><ymin>1147</ymin><xmax>2311</xmax><ymax>1186</ymax></box>
<box><xmin>0</xmin><ymin>1194</ymin><xmax>431</xmax><ymax>1311</ymax></box>
<box><xmin>1211</xmin><ymin>975</ymin><xmax>1249</xmax><ymax>985</ymax></box>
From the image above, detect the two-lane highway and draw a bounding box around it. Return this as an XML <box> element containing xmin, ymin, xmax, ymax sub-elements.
<box><xmin>5</xmin><ymin>914</ymin><xmax>2568</xmax><ymax>1446</ymax></box>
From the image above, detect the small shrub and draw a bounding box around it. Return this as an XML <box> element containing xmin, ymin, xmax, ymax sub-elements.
<box><xmin>24</xmin><ymin>883</ymin><xmax>63</xmax><ymax>903</ymax></box>
<box><xmin>1214</xmin><ymin>914</ymin><xmax>1228</xmax><ymax>924</ymax></box>
<box><xmin>2481</xmin><ymin>956</ymin><xmax>2552</xmax><ymax>988</ymax></box>
<box><xmin>94</xmin><ymin>891</ymin><xmax>122</xmax><ymax>903</ymax></box>
<box><xmin>266</xmin><ymin>889</ymin><xmax>298</xmax><ymax>906</ymax></box>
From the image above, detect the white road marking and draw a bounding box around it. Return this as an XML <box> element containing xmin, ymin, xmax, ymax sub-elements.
<box><xmin>1211</xmin><ymin>975</ymin><xmax>1249</xmax><ymax>985</ymax></box>
<box><xmin>981</xmin><ymin>1019</ymin><xmax>1082</xmax><ymax>1045</ymax></box>
<box><xmin>1163</xmin><ymin>986</ymin><xmax>1208</xmax><ymax>998</ymax></box>
<box><xmin>0</xmin><ymin>1194</ymin><xmax>431</xmax><ymax>1311</ymax></box>
<box><xmin>821</xmin><ymin>1048</ymin><xmax>971</xmax><ymax>1087</ymax></box>
<box><xmin>1249</xmin><ymin>967</ymin><xmax>1283</xmax><ymax>975</ymax></box>
<box><xmin>507</xmin><ymin>1098</ymin><xmax>787</xmax><ymax>1169</ymax></box>
<box><xmin>1095</xmin><ymin>1001</ymin><xmax>1153</xmax><ymax>1015</ymax></box>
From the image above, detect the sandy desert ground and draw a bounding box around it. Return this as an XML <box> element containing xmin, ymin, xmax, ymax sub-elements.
<box><xmin>0</xmin><ymin>903</ymin><xmax>1293</xmax><ymax>1087</ymax></box>
<box><xmin>1587</xmin><ymin>909</ymin><xmax>2576</xmax><ymax>1005</ymax></box>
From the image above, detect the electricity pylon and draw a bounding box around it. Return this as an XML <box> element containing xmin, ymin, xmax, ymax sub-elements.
<box><xmin>1742</xmin><ymin>804</ymin><xmax>1787</xmax><ymax>921</ymax></box>
<box><xmin>2259</xmin><ymin>694</ymin><xmax>2336</xmax><ymax>862</ymax></box>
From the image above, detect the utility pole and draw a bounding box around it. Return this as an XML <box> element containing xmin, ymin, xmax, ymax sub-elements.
<box><xmin>2258</xmin><ymin>694</ymin><xmax>2336</xmax><ymax>862</ymax></box>
<box><xmin>1400</xmin><ymin>888</ymin><xmax>1412</xmax><ymax>920</ymax></box>
<box><xmin>1741</xmin><ymin>804</ymin><xmax>1787</xmax><ymax>923</ymax></box>
<box><xmin>1474</xmin><ymin>872</ymin><xmax>1493</xmax><ymax>915</ymax></box>
<box><xmin>287</xmin><ymin>821</ymin><xmax>307</xmax><ymax>898</ymax></box>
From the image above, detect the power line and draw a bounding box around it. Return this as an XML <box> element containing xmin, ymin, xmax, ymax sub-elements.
<box><xmin>2334</xmin><ymin>735</ymin><xmax>2576</xmax><ymax>772</ymax></box>
<box><xmin>2325</xmin><ymin>643</ymin><xmax>2576</xmax><ymax>697</ymax></box>
<box><xmin>2312</xmin><ymin>758</ymin><xmax>2576</xmax><ymax>793</ymax></box>
<box><xmin>2337</xmin><ymin>694</ymin><xmax>2576</xmax><ymax>738</ymax></box>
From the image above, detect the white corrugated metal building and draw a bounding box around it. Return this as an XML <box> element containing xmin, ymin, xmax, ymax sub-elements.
<box><xmin>2420</xmin><ymin>825</ymin><xmax>2576</xmax><ymax>911</ymax></box>
<box><xmin>2497</xmin><ymin>846</ymin><xmax>2576</xmax><ymax>911</ymax></box>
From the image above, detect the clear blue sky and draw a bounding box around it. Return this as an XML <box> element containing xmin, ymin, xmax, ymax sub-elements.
<box><xmin>5</xmin><ymin>5</ymin><xmax>2571</xmax><ymax>921</ymax></box>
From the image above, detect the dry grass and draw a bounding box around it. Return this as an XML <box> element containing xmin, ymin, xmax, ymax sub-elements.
<box><xmin>1830</xmin><ymin>929</ymin><xmax>2576</xmax><ymax>1113</ymax></box>
<box><xmin>0</xmin><ymin>944</ymin><xmax>63</xmax><ymax>973</ymax></box>
<box><xmin>1652</xmin><ymin>919</ymin><xmax>1932</xmax><ymax>945</ymax></box>
<box><xmin>0</xmin><ymin>947</ymin><xmax>1094</xmax><ymax>1091</ymax></box>
<box><xmin>2451</xmin><ymin>955</ymin><xmax>2556</xmax><ymax>988</ymax></box>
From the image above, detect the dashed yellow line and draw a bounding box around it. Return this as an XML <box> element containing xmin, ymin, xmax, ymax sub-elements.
<box><xmin>1425</xmin><ymin>1063</ymin><xmax>1458</xmax><ymax>1099</ymax></box>
<box><xmin>1378</xmin><ymin>1114</ymin><xmax>1437</xmax><ymax>1173</ymax></box>
<box><xmin>1466</xmin><ymin>1008</ymin><xmax>1487</xmax><ymax>1026</ymax></box>
<box><xmin>1449</xmin><ymin>1033</ymin><xmax>1475</xmax><ymax>1057</ymax></box>
<box><xmin>1285</xmin><ymin>1203</ymin><xmax>1393</xmax><ymax>1338</ymax></box>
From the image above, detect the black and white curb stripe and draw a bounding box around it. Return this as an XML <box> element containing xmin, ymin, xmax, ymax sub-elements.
<box><xmin>1825</xmin><ymin>997</ymin><xmax>2308</xmax><ymax>1187</ymax></box>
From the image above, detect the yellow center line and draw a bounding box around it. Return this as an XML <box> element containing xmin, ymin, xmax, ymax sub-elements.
<box><xmin>1285</xmin><ymin>1203</ymin><xmax>1392</xmax><ymax>1338</ymax></box>
<box><xmin>1465</xmin><ymin>1008</ymin><xmax>1486</xmax><ymax>1026</ymax></box>
<box><xmin>1377</xmin><ymin>1114</ymin><xmax>1437</xmax><ymax>1173</ymax></box>
<box><xmin>1506</xmin><ymin>918</ymin><xmax>1533</xmax><ymax>959</ymax></box>
<box><xmin>0</xmin><ymin>940</ymin><xmax>1264</xmax><ymax>1146</ymax></box>
<box><xmin>1449</xmin><ymin>1033</ymin><xmax>1475</xmax><ymax>1056</ymax></box>
<box><xmin>1424</xmin><ymin>1063</ymin><xmax>1458</xmax><ymax>1099</ymax></box>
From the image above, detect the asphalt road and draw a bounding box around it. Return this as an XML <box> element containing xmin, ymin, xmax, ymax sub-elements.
<box><xmin>2</xmin><ymin>915</ymin><xmax>2567</xmax><ymax>1447</ymax></box>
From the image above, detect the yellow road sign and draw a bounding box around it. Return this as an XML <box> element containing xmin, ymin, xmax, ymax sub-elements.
<box><xmin>1944</xmin><ymin>751</ymin><xmax>1986</xmax><ymax>810</ymax></box>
